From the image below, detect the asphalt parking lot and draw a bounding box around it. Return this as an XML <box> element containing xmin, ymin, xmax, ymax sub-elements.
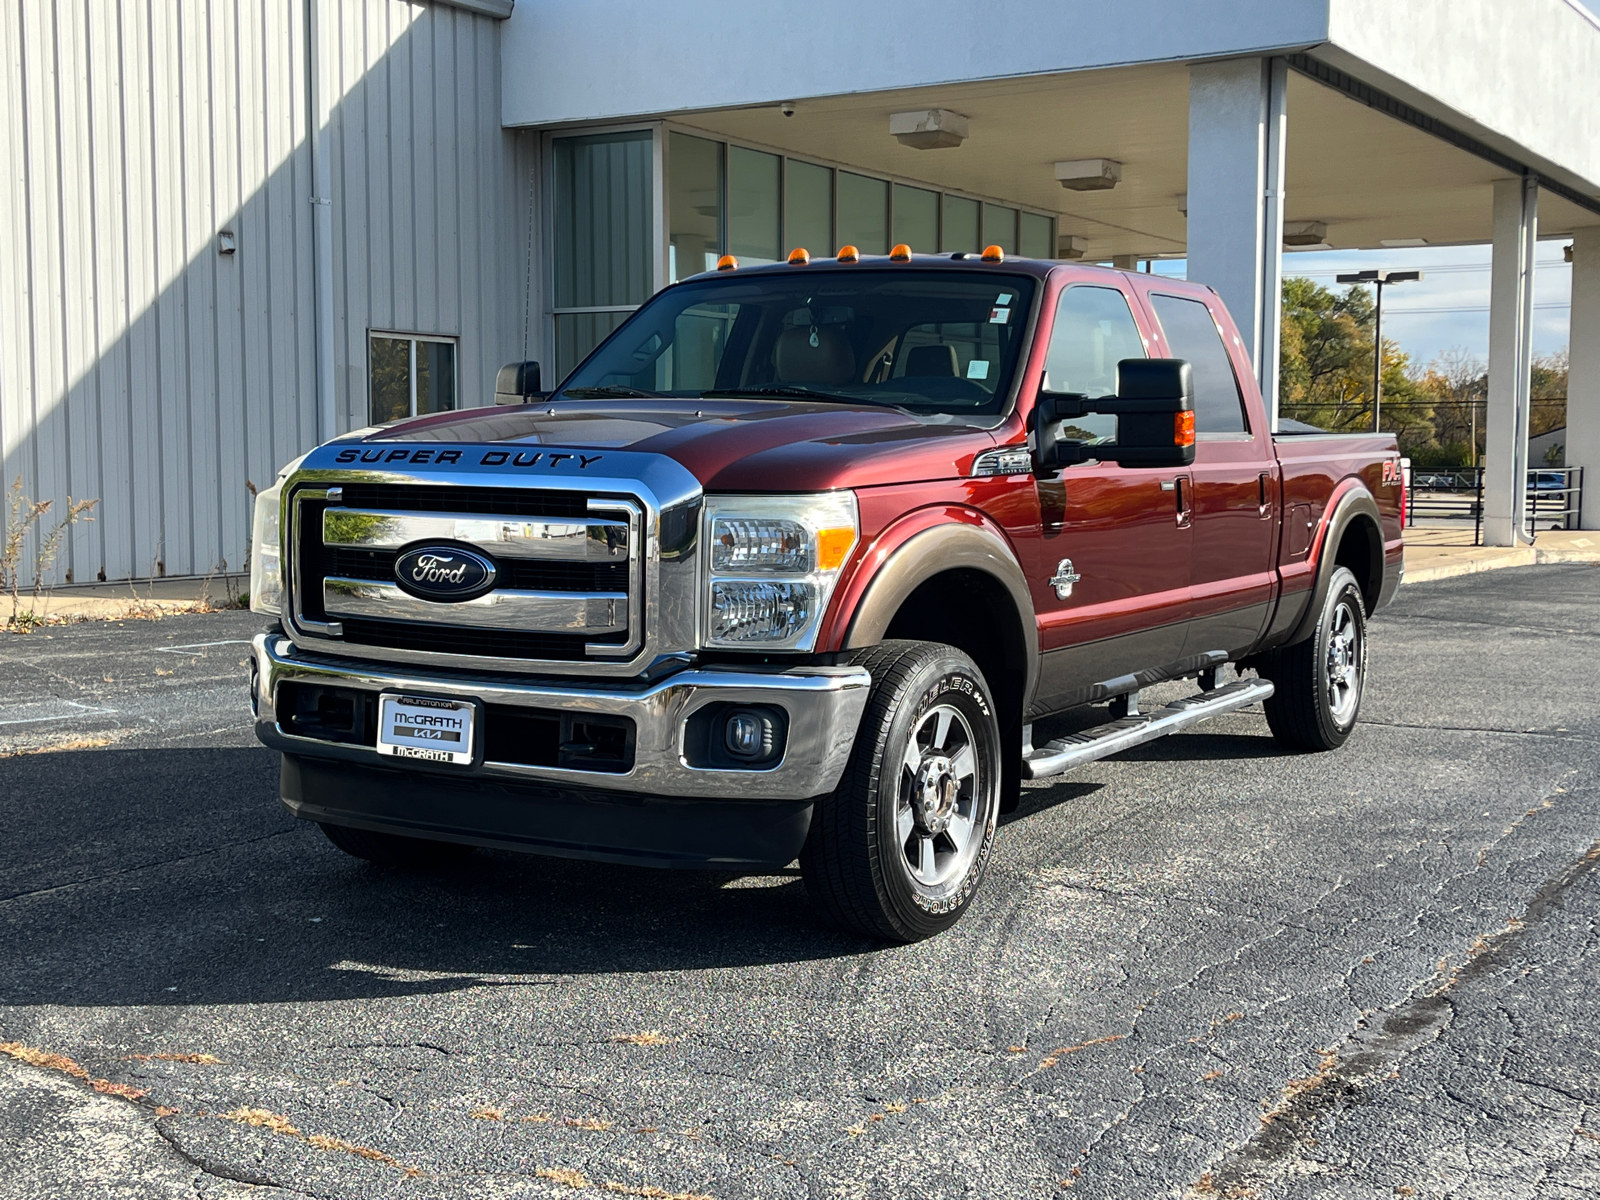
<box><xmin>2</xmin><ymin>564</ymin><xmax>1598</xmax><ymax>1200</ymax></box>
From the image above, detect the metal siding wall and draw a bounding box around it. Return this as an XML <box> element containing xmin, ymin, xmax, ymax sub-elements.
<box><xmin>0</xmin><ymin>0</ymin><xmax>515</xmax><ymax>584</ymax></box>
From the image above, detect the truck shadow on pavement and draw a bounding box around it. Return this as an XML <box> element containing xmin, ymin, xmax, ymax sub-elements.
<box><xmin>0</xmin><ymin>729</ymin><xmax>1293</xmax><ymax>1011</ymax></box>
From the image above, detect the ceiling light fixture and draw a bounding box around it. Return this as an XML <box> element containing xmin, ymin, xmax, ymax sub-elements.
<box><xmin>1054</xmin><ymin>159</ymin><xmax>1122</xmax><ymax>191</ymax></box>
<box><xmin>1056</xmin><ymin>234</ymin><xmax>1089</xmax><ymax>260</ymax></box>
<box><xmin>889</xmin><ymin>109</ymin><xmax>968</xmax><ymax>149</ymax></box>
<box><xmin>1283</xmin><ymin>221</ymin><xmax>1328</xmax><ymax>247</ymax></box>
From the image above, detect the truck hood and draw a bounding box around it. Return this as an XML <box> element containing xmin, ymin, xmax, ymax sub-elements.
<box><xmin>353</xmin><ymin>398</ymin><xmax>1004</xmax><ymax>491</ymax></box>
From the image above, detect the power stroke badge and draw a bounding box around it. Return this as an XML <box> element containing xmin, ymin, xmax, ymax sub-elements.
<box><xmin>393</xmin><ymin>545</ymin><xmax>497</xmax><ymax>602</ymax></box>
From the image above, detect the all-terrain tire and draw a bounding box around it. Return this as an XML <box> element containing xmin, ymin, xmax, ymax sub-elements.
<box><xmin>1258</xmin><ymin>566</ymin><xmax>1368</xmax><ymax>751</ymax></box>
<box><xmin>318</xmin><ymin>822</ymin><xmax>474</xmax><ymax>867</ymax></box>
<box><xmin>800</xmin><ymin>640</ymin><xmax>1002</xmax><ymax>942</ymax></box>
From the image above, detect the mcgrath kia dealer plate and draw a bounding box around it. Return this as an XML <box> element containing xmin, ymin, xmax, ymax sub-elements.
<box><xmin>377</xmin><ymin>694</ymin><xmax>475</xmax><ymax>765</ymax></box>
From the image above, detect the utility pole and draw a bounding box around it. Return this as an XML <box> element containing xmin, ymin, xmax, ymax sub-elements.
<box><xmin>1337</xmin><ymin>269</ymin><xmax>1423</xmax><ymax>433</ymax></box>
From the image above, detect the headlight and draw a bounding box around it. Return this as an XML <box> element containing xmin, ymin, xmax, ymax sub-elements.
<box><xmin>701</xmin><ymin>493</ymin><xmax>858</xmax><ymax>651</ymax></box>
<box><xmin>250</xmin><ymin>480</ymin><xmax>284</xmax><ymax>616</ymax></box>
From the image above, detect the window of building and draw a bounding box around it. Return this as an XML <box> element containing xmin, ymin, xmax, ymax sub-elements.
<box><xmin>1019</xmin><ymin>212</ymin><xmax>1053</xmax><ymax>260</ymax></box>
<box><xmin>1148</xmin><ymin>293</ymin><xmax>1250</xmax><ymax>434</ymax></box>
<box><xmin>553</xmin><ymin>129</ymin><xmax>655</xmax><ymax>375</ymax></box>
<box><xmin>784</xmin><ymin>159</ymin><xmax>832</xmax><ymax>258</ymax></box>
<box><xmin>369</xmin><ymin>333</ymin><xmax>457</xmax><ymax>424</ymax></box>
<box><xmin>942</xmin><ymin>195</ymin><xmax>979</xmax><ymax>254</ymax></box>
<box><xmin>669</xmin><ymin>132</ymin><xmax>723</xmax><ymax>283</ymax></box>
<box><xmin>837</xmin><ymin>172</ymin><xmax>888</xmax><ymax>254</ymax></box>
<box><xmin>1042</xmin><ymin>286</ymin><xmax>1146</xmax><ymax>399</ymax></box>
<box><xmin>728</xmin><ymin>146</ymin><xmax>780</xmax><ymax>266</ymax></box>
<box><xmin>982</xmin><ymin>203</ymin><xmax>1018</xmax><ymax>255</ymax></box>
<box><xmin>892</xmin><ymin>184</ymin><xmax>939</xmax><ymax>253</ymax></box>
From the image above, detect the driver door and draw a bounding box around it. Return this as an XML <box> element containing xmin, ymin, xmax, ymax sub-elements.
<box><xmin>1030</xmin><ymin>282</ymin><xmax>1193</xmax><ymax>715</ymax></box>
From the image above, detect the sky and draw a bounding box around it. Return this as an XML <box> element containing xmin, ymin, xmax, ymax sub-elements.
<box><xmin>1147</xmin><ymin>241</ymin><xmax>1574</xmax><ymax>373</ymax></box>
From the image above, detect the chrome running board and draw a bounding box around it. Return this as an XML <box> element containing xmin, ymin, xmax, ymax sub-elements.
<box><xmin>1022</xmin><ymin>677</ymin><xmax>1275</xmax><ymax>781</ymax></box>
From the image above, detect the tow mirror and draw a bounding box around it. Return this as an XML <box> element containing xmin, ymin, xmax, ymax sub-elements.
<box><xmin>494</xmin><ymin>360</ymin><xmax>544</xmax><ymax>405</ymax></box>
<box><xmin>1031</xmin><ymin>358</ymin><xmax>1195</xmax><ymax>472</ymax></box>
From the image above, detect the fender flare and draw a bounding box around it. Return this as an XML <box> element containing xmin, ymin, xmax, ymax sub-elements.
<box><xmin>1282</xmin><ymin>484</ymin><xmax>1384</xmax><ymax>647</ymax></box>
<box><xmin>842</xmin><ymin>519</ymin><xmax>1039</xmax><ymax>712</ymax></box>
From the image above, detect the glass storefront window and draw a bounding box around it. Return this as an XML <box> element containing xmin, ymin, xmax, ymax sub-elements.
<box><xmin>1020</xmin><ymin>211</ymin><xmax>1054</xmax><ymax>260</ymax></box>
<box><xmin>837</xmin><ymin>172</ymin><xmax>888</xmax><ymax>254</ymax></box>
<box><xmin>892</xmin><ymin>184</ymin><xmax>938</xmax><ymax>254</ymax></box>
<box><xmin>982</xmin><ymin>202</ymin><xmax>1018</xmax><ymax>255</ymax></box>
<box><xmin>669</xmin><ymin>132</ymin><xmax>723</xmax><ymax>284</ymax></box>
<box><xmin>784</xmin><ymin>159</ymin><xmax>832</xmax><ymax>259</ymax></box>
<box><xmin>552</xmin><ymin>129</ymin><xmax>654</xmax><ymax>377</ymax></box>
<box><xmin>729</xmin><ymin>146</ymin><xmax>780</xmax><ymax>266</ymax></box>
<box><xmin>942</xmin><ymin>195</ymin><xmax>979</xmax><ymax>254</ymax></box>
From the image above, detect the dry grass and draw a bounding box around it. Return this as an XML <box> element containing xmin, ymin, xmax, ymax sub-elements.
<box><xmin>220</xmin><ymin>1107</ymin><xmax>301</xmax><ymax>1136</ymax></box>
<box><xmin>1258</xmin><ymin>1049</ymin><xmax>1340</xmax><ymax>1126</ymax></box>
<box><xmin>564</xmin><ymin>1117</ymin><xmax>613</xmax><ymax>1131</ymax></box>
<box><xmin>1037</xmin><ymin>1034</ymin><xmax>1127</xmax><ymax>1069</ymax></box>
<box><xmin>883</xmin><ymin>1102</ymin><xmax>907</xmax><ymax>1113</ymax></box>
<box><xmin>601</xmin><ymin>1183</ymin><xmax>715</xmax><ymax>1199</ymax></box>
<box><xmin>1</xmin><ymin>1041</ymin><xmax>148</xmax><ymax>1101</ymax></box>
<box><xmin>219</xmin><ymin>1106</ymin><xmax>421</xmax><ymax>1176</ymax></box>
<box><xmin>521</xmin><ymin>1113</ymin><xmax>553</xmax><ymax>1123</ymax></box>
<box><xmin>8</xmin><ymin>735</ymin><xmax>118</xmax><ymax>757</ymax></box>
<box><xmin>537</xmin><ymin>1167</ymin><xmax>591</xmax><ymax>1188</ymax></box>
<box><xmin>1201</xmin><ymin>1069</ymin><xmax>1225</xmax><ymax>1082</ymax></box>
<box><xmin>470</xmin><ymin>1106</ymin><xmax>504</xmax><ymax>1121</ymax></box>
<box><xmin>1189</xmin><ymin>1175</ymin><xmax>1258</xmax><ymax>1199</ymax></box>
<box><xmin>610</xmin><ymin>1031</ymin><xmax>671</xmax><ymax>1046</ymax></box>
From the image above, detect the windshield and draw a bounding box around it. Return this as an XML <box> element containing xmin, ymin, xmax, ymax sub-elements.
<box><xmin>560</xmin><ymin>270</ymin><xmax>1038</xmax><ymax>418</ymax></box>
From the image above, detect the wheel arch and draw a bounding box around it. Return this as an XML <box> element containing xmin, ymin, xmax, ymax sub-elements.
<box><xmin>1284</xmin><ymin>484</ymin><xmax>1383</xmax><ymax>647</ymax></box>
<box><xmin>841</xmin><ymin>519</ymin><xmax>1038</xmax><ymax>727</ymax></box>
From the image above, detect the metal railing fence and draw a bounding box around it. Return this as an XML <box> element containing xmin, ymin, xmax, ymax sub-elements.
<box><xmin>1403</xmin><ymin>466</ymin><xmax>1583</xmax><ymax>545</ymax></box>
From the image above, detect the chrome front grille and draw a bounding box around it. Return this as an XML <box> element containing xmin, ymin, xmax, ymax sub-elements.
<box><xmin>289</xmin><ymin>482</ymin><xmax>643</xmax><ymax>665</ymax></box>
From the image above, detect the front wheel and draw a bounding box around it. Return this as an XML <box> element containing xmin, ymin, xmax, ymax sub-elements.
<box><xmin>1258</xmin><ymin>566</ymin><xmax>1368</xmax><ymax>751</ymax></box>
<box><xmin>800</xmin><ymin>640</ymin><xmax>1001</xmax><ymax>942</ymax></box>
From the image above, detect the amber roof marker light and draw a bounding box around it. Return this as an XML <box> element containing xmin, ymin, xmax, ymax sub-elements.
<box><xmin>836</xmin><ymin>245</ymin><xmax>860</xmax><ymax>263</ymax></box>
<box><xmin>981</xmin><ymin>244</ymin><xmax>1006</xmax><ymax>263</ymax></box>
<box><xmin>787</xmin><ymin>247</ymin><xmax>811</xmax><ymax>265</ymax></box>
<box><xmin>716</xmin><ymin>254</ymin><xmax>738</xmax><ymax>271</ymax></box>
<box><xmin>889</xmin><ymin>243</ymin><xmax>912</xmax><ymax>261</ymax></box>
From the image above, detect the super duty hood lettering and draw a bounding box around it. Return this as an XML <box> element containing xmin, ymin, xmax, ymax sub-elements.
<box><xmin>333</xmin><ymin>447</ymin><xmax>604</xmax><ymax>469</ymax></box>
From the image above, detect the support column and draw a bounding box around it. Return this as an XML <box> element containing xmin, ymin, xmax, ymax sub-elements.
<box><xmin>1483</xmin><ymin>177</ymin><xmax>1539</xmax><ymax>546</ymax></box>
<box><xmin>1187</xmin><ymin>57</ymin><xmax>1287</xmax><ymax>429</ymax></box>
<box><xmin>1569</xmin><ymin>227</ymin><xmax>1600</xmax><ymax>530</ymax></box>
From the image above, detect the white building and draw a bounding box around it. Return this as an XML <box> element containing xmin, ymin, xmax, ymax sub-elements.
<box><xmin>2</xmin><ymin>0</ymin><xmax>1598</xmax><ymax>584</ymax></box>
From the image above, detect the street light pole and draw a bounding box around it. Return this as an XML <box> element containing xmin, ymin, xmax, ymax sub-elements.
<box><xmin>1337</xmin><ymin>269</ymin><xmax>1423</xmax><ymax>434</ymax></box>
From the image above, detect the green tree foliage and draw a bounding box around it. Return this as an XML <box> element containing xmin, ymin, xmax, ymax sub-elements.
<box><xmin>1279</xmin><ymin>276</ymin><xmax>1568</xmax><ymax>468</ymax></box>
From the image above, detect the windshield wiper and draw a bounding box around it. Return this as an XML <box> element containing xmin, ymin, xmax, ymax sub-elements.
<box><xmin>560</xmin><ymin>385</ymin><xmax>660</xmax><ymax>399</ymax></box>
<box><xmin>706</xmin><ymin>386</ymin><xmax>890</xmax><ymax>407</ymax></box>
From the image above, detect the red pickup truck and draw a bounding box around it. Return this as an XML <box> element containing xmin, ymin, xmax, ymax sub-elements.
<box><xmin>249</xmin><ymin>249</ymin><xmax>1403</xmax><ymax>942</ymax></box>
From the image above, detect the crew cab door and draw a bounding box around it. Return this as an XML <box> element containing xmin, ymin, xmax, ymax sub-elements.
<box><xmin>1135</xmin><ymin>286</ymin><xmax>1277</xmax><ymax>659</ymax></box>
<box><xmin>1028</xmin><ymin>282</ymin><xmax>1192</xmax><ymax>715</ymax></box>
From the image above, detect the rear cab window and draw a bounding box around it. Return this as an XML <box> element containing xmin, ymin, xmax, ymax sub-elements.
<box><xmin>1146</xmin><ymin>293</ymin><xmax>1252</xmax><ymax>437</ymax></box>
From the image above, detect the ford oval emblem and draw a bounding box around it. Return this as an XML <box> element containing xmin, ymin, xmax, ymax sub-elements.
<box><xmin>393</xmin><ymin>545</ymin><xmax>497</xmax><ymax>602</ymax></box>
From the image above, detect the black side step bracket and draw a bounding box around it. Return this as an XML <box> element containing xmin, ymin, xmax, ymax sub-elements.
<box><xmin>1022</xmin><ymin>677</ymin><xmax>1274</xmax><ymax>782</ymax></box>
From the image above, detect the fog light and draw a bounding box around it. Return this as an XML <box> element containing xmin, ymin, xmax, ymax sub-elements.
<box><xmin>724</xmin><ymin>710</ymin><xmax>774</xmax><ymax>760</ymax></box>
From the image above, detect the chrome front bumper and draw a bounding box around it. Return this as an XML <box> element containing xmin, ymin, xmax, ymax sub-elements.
<box><xmin>251</xmin><ymin>633</ymin><xmax>871</xmax><ymax>801</ymax></box>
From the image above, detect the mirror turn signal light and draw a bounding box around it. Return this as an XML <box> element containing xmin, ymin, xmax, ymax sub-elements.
<box><xmin>836</xmin><ymin>245</ymin><xmax>860</xmax><ymax>263</ymax></box>
<box><xmin>787</xmin><ymin>247</ymin><xmax>811</xmax><ymax>265</ymax></box>
<box><xmin>889</xmin><ymin>243</ymin><xmax>912</xmax><ymax>261</ymax></box>
<box><xmin>1175</xmin><ymin>411</ymin><xmax>1196</xmax><ymax>446</ymax></box>
<box><xmin>716</xmin><ymin>254</ymin><xmax>738</xmax><ymax>271</ymax></box>
<box><xmin>981</xmin><ymin>244</ymin><xmax>1005</xmax><ymax>262</ymax></box>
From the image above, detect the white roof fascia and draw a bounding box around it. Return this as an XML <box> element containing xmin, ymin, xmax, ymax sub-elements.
<box><xmin>1323</xmin><ymin>0</ymin><xmax>1600</xmax><ymax>198</ymax></box>
<box><xmin>500</xmin><ymin>0</ymin><xmax>1330</xmax><ymax>127</ymax></box>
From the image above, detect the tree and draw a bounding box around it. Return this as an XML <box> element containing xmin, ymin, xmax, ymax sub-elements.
<box><xmin>1279</xmin><ymin>277</ymin><xmax>1433</xmax><ymax>451</ymax></box>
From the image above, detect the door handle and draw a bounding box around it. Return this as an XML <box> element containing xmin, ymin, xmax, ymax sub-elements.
<box><xmin>1174</xmin><ymin>476</ymin><xmax>1192</xmax><ymax>527</ymax></box>
<box><xmin>1258</xmin><ymin>472</ymin><xmax>1274</xmax><ymax>518</ymax></box>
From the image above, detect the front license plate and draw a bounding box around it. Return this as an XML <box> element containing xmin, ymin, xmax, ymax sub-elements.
<box><xmin>377</xmin><ymin>693</ymin><xmax>475</xmax><ymax>765</ymax></box>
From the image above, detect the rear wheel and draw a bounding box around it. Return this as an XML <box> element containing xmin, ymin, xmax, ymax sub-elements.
<box><xmin>800</xmin><ymin>640</ymin><xmax>1001</xmax><ymax>942</ymax></box>
<box><xmin>1259</xmin><ymin>566</ymin><xmax>1368</xmax><ymax>751</ymax></box>
<box><xmin>318</xmin><ymin>822</ymin><xmax>474</xmax><ymax>867</ymax></box>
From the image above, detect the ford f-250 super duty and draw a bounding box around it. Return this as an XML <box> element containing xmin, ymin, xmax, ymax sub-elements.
<box><xmin>249</xmin><ymin>245</ymin><xmax>1403</xmax><ymax>942</ymax></box>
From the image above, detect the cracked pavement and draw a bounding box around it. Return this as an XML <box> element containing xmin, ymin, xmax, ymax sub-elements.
<box><xmin>1</xmin><ymin>564</ymin><xmax>1598</xmax><ymax>1198</ymax></box>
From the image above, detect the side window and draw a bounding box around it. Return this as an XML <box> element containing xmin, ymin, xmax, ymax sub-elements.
<box><xmin>1148</xmin><ymin>294</ymin><xmax>1249</xmax><ymax>434</ymax></box>
<box><xmin>1042</xmin><ymin>286</ymin><xmax>1146</xmax><ymax>399</ymax></box>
